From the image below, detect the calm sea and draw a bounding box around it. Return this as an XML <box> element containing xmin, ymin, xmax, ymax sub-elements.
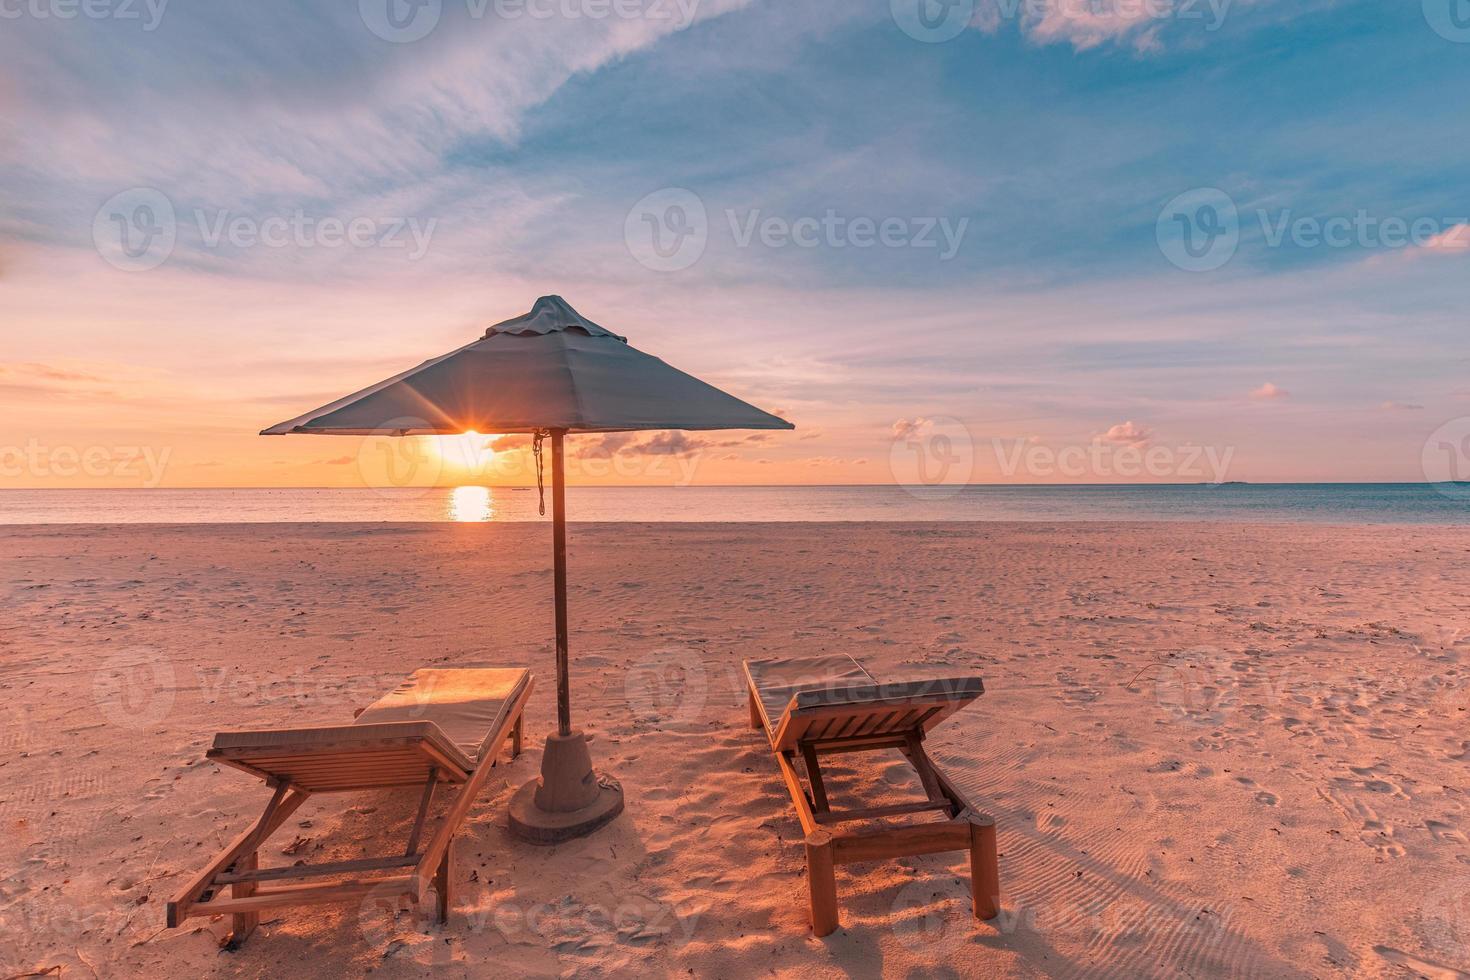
<box><xmin>1</xmin><ymin>484</ymin><xmax>1468</xmax><ymax>525</ymax></box>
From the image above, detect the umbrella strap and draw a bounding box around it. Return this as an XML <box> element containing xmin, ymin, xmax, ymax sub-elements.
<box><xmin>532</xmin><ymin>430</ymin><xmax>547</xmax><ymax>517</ymax></box>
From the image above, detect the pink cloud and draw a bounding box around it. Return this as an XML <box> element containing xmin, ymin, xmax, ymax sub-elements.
<box><xmin>1097</xmin><ymin>420</ymin><xmax>1152</xmax><ymax>447</ymax></box>
<box><xmin>891</xmin><ymin>418</ymin><xmax>931</xmax><ymax>441</ymax></box>
<box><xmin>1380</xmin><ymin>401</ymin><xmax>1424</xmax><ymax>412</ymax></box>
<box><xmin>1420</xmin><ymin>223</ymin><xmax>1470</xmax><ymax>253</ymax></box>
<box><xmin>1250</xmin><ymin>382</ymin><xmax>1289</xmax><ymax>401</ymax></box>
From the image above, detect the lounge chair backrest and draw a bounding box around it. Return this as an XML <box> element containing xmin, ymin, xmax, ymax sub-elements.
<box><xmin>209</xmin><ymin>721</ymin><xmax>475</xmax><ymax>792</ymax></box>
<box><xmin>770</xmin><ymin>676</ymin><xmax>983</xmax><ymax>752</ymax></box>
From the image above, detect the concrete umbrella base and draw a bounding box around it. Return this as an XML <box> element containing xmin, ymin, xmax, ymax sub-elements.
<box><xmin>508</xmin><ymin>731</ymin><xmax>624</xmax><ymax>844</ymax></box>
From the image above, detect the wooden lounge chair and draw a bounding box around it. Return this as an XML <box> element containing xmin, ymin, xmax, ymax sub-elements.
<box><xmin>167</xmin><ymin>667</ymin><xmax>534</xmax><ymax>946</ymax></box>
<box><xmin>743</xmin><ymin>654</ymin><xmax>998</xmax><ymax>936</ymax></box>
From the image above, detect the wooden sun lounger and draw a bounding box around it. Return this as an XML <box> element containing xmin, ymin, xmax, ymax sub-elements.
<box><xmin>743</xmin><ymin>654</ymin><xmax>998</xmax><ymax>936</ymax></box>
<box><xmin>167</xmin><ymin>667</ymin><xmax>534</xmax><ymax>946</ymax></box>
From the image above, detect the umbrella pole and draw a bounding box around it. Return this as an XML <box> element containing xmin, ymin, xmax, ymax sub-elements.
<box><xmin>551</xmin><ymin>429</ymin><xmax>571</xmax><ymax>737</ymax></box>
<box><xmin>509</xmin><ymin>428</ymin><xmax>624</xmax><ymax>843</ymax></box>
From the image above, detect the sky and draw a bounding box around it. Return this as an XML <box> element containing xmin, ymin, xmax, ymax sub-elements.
<box><xmin>2</xmin><ymin>0</ymin><xmax>1468</xmax><ymax>490</ymax></box>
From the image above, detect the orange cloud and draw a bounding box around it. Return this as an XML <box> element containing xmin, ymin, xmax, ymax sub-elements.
<box><xmin>1250</xmin><ymin>382</ymin><xmax>1289</xmax><ymax>400</ymax></box>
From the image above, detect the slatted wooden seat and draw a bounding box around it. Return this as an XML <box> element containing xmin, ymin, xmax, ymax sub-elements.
<box><xmin>168</xmin><ymin>667</ymin><xmax>533</xmax><ymax>946</ymax></box>
<box><xmin>743</xmin><ymin>655</ymin><xmax>998</xmax><ymax>936</ymax></box>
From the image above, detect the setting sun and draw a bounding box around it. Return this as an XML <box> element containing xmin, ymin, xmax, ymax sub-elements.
<box><xmin>433</xmin><ymin>430</ymin><xmax>500</xmax><ymax>478</ymax></box>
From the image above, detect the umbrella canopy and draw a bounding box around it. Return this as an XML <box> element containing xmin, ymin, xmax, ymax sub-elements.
<box><xmin>262</xmin><ymin>295</ymin><xmax>792</xmax><ymax>436</ymax></box>
<box><xmin>262</xmin><ymin>295</ymin><xmax>792</xmax><ymax>841</ymax></box>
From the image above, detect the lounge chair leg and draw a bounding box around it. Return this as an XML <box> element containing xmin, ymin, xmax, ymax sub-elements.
<box><xmin>512</xmin><ymin>713</ymin><xmax>523</xmax><ymax>759</ymax></box>
<box><xmin>969</xmin><ymin>814</ymin><xmax>999</xmax><ymax>921</ymax></box>
<box><xmin>748</xmin><ymin>690</ymin><xmax>763</xmax><ymax>730</ymax></box>
<box><xmin>804</xmin><ymin>830</ymin><xmax>839</xmax><ymax>936</ymax></box>
<box><xmin>434</xmin><ymin>845</ymin><xmax>454</xmax><ymax>923</ymax></box>
<box><xmin>227</xmin><ymin>851</ymin><xmax>260</xmax><ymax>947</ymax></box>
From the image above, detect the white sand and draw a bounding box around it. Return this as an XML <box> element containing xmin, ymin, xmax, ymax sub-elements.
<box><xmin>1</xmin><ymin>522</ymin><xmax>1467</xmax><ymax>978</ymax></box>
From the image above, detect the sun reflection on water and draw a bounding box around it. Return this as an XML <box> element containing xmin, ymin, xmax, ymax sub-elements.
<box><xmin>448</xmin><ymin>485</ymin><xmax>493</xmax><ymax>523</ymax></box>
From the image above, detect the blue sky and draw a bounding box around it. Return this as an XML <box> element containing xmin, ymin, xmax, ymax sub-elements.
<box><xmin>2</xmin><ymin>0</ymin><xmax>1468</xmax><ymax>486</ymax></box>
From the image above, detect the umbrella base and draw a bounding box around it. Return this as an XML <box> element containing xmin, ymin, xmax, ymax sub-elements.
<box><xmin>508</xmin><ymin>731</ymin><xmax>624</xmax><ymax>844</ymax></box>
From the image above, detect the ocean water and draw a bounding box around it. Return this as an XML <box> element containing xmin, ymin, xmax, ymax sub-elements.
<box><xmin>1</xmin><ymin>484</ymin><xmax>1468</xmax><ymax>525</ymax></box>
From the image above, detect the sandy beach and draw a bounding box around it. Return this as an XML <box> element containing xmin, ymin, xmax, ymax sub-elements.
<box><xmin>2</xmin><ymin>520</ymin><xmax>1468</xmax><ymax>979</ymax></box>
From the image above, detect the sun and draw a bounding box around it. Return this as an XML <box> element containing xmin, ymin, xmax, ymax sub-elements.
<box><xmin>433</xmin><ymin>430</ymin><xmax>500</xmax><ymax>476</ymax></box>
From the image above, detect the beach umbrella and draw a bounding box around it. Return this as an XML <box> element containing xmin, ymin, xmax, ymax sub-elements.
<box><xmin>264</xmin><ymin>295</ymin><xmax>793</xmax><ymax>841</ymax></box>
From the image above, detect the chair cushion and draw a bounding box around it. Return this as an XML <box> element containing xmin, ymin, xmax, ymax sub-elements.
<box><xmin>744</xmin><ymin>655</ymin><xmax>875</xmax><ymax>737</ymax></box>
<box><xmin>353</xmin><ymin>667</ymin><xmax>530</xmax><ymax>764</ymax></box>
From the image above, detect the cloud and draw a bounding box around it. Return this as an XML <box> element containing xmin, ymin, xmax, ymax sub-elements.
<box><xmin>1419</xmin><ymin>223</ymin><xmax>1470</xmax><ymax>254</ymax></box>
<box><xmin>1097</xmin><ymin>420</ymin><xmax>1152</xmax><ymax>447</ymax></box>
<box><xmin>1379</xmin><ymin>401</ymin><xmax>1424</xmax><ymax>412</ymax></box>
<box><xmin>0</xmin><ymin>362</ymin><xmax>104</xmax><ymax>383</ymax></box>
<box><xmin>1250</xmin><ymin>382</ymin><xmax>1289</xmax><ymax>400</ymax></box>
<box><xmin>581</xmin><ymin>430</ymin><xmax>779</xmax><ymax>459</ymax></box>
<box><xmin>891</xmin><ymin>417</ymin><xmax>931</xmax><ymax>441</ymax></box>
<box><xmin>491</xmin><ymin>434</ymin><xmax>534</xmax><ymax>452</ymax></box>
<box><xmin>1017</xmin><ymin>1</ymin><xmax>1170</xmax><ymax>51</ymax></box>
